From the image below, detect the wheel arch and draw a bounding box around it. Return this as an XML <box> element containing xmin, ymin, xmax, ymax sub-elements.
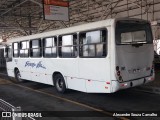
<box><xmin>14</xmin><ymin>67</ymin><xmax>19</xmax><ymax>77</ymax></box>
<box><xmin>52</xmin><ymin>71</ymin><xmax>68</xmax><ymax>88</ymax></box>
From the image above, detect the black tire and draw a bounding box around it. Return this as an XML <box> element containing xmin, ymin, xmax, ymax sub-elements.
<box><xmin>15</xmin><ymin>69</ymin><xmax>23</xmax><ymax>82</ymax></box>
<box><xmin>54</xmin><ymin>74</ymin><xmax>66</xmax><ymax>93</ymax></box>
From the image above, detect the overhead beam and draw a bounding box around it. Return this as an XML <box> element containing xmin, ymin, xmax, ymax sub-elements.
<box><xmin>1</xmin><ymin>0</ymin><xmax>42</xmax><ymax>16</ymax></box>
<box><xmin>0</xmin><ymin>26</ymin><xmax>37</xmax><ymax>30</ymax></box>
<box><xmin>29</xmin><ymin>0</ymin><xmax>43</xmax><ymax>8</ymax></box>
<box><xmin>1</xmin><ymin>0</ymin><xmax>28</xmax><ymax>16</ymax></box>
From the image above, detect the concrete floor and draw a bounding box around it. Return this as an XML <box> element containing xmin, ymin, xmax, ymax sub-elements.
<box><xmin>146</xmin><ymin>70</ymin><xmax>160</xmax><ymax>87</ymax></box>
<box><xmin>0</xmin><ymin>77</ymin><xmax>160</xmax><ymax>120</ymax></box>
<box><xmin>0</xmin><ymin>78</ymin><xmax>114</xmax><ymax>120</ymax></box>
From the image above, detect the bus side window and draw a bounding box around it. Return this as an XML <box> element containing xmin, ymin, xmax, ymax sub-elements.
<box><xmin>79</xmin><ymin>29</ymin><xmax>107</xmax><ymax>58</ymax></box>
<box><xmin>5</xmin><ymin>46</ymin><xmax>12</xmax><ymax>62</ymax></box>
<box><xmin>30</xmin><ymin>39</ymin><xmax>42</xmax><ymax>57</ymax></box>
<box><xmin>58</xmin><ymin>34</ymin><xmax>77</xmax><ymax>58</ymax></box>
<box><xmin>43</xmin><ymin>37</ymin><xmax>57</xmax><ymax>58</ymax></box>
<box><xmin>13</xmin><ymin>42</ymin><xmax>19</xmax><ymax>57</ymax></box>
<box><xmin>20</xmin><ymin>41</ymin><xmax>29</xmax><ymax>57</ymax></box>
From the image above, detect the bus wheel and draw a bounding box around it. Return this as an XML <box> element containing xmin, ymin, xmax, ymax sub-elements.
<box><xmin>54</xmin><ymin>74</ymin><xmax>66</xmax><ymax>93</ymax></box>
<box><xmin>15</xmin><ymin>69</ymin><xmax>22</xmax><ymax>82</ymax></box>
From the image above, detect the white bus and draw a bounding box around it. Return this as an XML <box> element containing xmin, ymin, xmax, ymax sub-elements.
<box><xmin>4</xmin><ymin>18</ymin><xmax>154</xmax><ymax>93</ymax></box>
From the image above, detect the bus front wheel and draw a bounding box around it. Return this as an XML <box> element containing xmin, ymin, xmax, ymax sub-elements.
<box><xmin>54</xmin><ymin>74</ymin><xmax>66</xmax><ymax>93</ymax></box>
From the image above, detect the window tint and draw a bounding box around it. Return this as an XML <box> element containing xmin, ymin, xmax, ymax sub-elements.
<box><xmin>5</xmin><ymin>46</ymin><xmax>12</xmax><ymax>62</ymax></box>
<box><xmin>30</xmin><ymin>39</ymin><xmax>42</xmax><ymax>57</ymax></box>
<box><xmin>59</xmin><ymin>34</ymin><xmax>77</xmax><ymax>58</ymax></box>
<box><xmin>116</xmin><ymin>21</ymin><xmax>153</xmax><ymax>44</ymax></box>
<box><xmin>13</xmin><ymin>42</ymin><xmax>19</xmax><ymax>57</ymax></box>
<box><xmin>20</xmin><ymin>41</ymin><xmax>29</xmax><ymax>57</ymax></box>
<box><xmin>121</xmin><ymin>30</ymin><xmax>146</xmax><ymax>43</ymax></box>
<box><xmin>8</xmin><ymin>46</ymin><xmax>12</xmax><ymax>58</ymax></box>
<box><xmin>79</xmin><ymin>29</ymin><xmax>107</xmax><ymax>57</ymax></box>
<box><xmin>6</xmin><ymin>46</ymin><xmax>12</xmax><ymax>57</ymax></box>
<box><xmin>43</xmin><ymin>37</ymin><xmax>57</xmax><ymax>57</ymax></box>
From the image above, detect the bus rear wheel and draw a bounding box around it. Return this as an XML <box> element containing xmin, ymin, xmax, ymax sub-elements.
<box><xmin>15</xmin><ymin>69</ymin><xmax>23</xmax><ymax>82</ymax></box>
<box><xmin>54</xmin><ymin>74</ymin><xmax>66</xmax><ymax>93</ymax></box>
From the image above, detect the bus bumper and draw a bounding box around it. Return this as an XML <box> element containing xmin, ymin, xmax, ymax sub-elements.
<box><xmin>111</xmin><ymin>75</ymin><xmax>155</xmax><ymax>93</ymax></box>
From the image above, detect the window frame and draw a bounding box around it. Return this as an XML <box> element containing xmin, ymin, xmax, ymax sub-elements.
<box><xmin>115</xmin><ymin>21</ymin><xmax>153</xmax><ymax>45</ymax></box>
<box><xmin>79</xmin><ymin>28</ymin><xmax>107</xmax><ymax>58</ymax></box>
<box><xmin>58</xmin><ymin>33</ymin><xmax>78</xmax><ymax>58</ymax></box>
<box><xmin>30</xmin><ymin>39</ymin><xmax>42</xmax><ymax>58</ymax></box>
<box><xmin>12</xmin><ymin>42</ymin><xmax>19</xmax><ymax>58</ymax></box>
<box><xmin>42</xmin><ymin>36</ymin><xmax>57</xmax><ymax>58</ymax></box>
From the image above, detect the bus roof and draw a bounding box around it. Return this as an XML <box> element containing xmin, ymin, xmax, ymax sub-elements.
<box><xmin>7</xmin><ymin>19</ymin><xmax>114</xmax><ymax>43</ymax></box>
<box><xmin>7</xmin><ymin>18</ymin><xmax>148</xmax><ymax>43</ymax></box>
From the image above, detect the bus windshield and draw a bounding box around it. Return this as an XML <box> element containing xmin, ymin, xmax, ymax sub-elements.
<box><xmin>116</xmin><ymin>20</ymin><xmax>153</xmax><ymax>45</ymax></box>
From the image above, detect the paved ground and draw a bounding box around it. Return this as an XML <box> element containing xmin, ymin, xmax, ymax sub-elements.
<box><xmin>0</xmin><ymin>78</ymin><xmax>160</xmax><ymax>120</ymax></box>
<box><xmin>0</xmin><ymin>78</ymin><xmax>115</xmax><ymax>120</ymax></box>
<box><xmin>144</xmin><ymin>69</ymin><xmax>160</xmax><ymax>87</ymax></box>
<box><xmin>0</xmin><ymin>67</ymin><xmax>160</xmax><ymax>120</ymax></box>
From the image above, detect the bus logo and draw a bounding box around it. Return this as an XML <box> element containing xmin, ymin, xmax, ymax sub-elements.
<box><xmin>25</xmin><ymin>61</ymin><xmax>46</xmax><ymax>69</ymax></box>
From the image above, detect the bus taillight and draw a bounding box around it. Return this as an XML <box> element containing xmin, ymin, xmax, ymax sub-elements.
<box><xmin>116</xmin><ymin>66</ymin><xmax>123</xmax><ymax>82</ymax></box>
<box><xmin>119</xmin><ymin>76</ymin><xmax>123</xmax><ymax>82</ymax></box>
<box><xmin>116</xmin><ymin>66</ymin><xmax>119</xmax><ymax>71</ymax></box>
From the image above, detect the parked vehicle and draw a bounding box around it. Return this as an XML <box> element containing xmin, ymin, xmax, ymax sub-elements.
<box><xmin>4</xmin><ymin>18</ymin><xmax>155</xmax><ymax>93</ymax></box>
